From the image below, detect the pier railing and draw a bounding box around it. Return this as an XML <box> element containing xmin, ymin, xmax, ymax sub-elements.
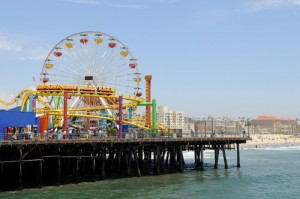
<box><xmin>0</xmin><ymin>134</ymin><xmax>250</xmax><ymax>146</ymax></box>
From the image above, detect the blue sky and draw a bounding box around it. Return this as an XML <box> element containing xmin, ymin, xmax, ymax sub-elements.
<box><xmin>0</xmin><ymin>0</ymin><xmax>300</xmax><ymax>118</ymax></box>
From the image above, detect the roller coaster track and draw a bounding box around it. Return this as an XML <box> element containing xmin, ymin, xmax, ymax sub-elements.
<box><xmin>33</xmin><ymin>102</ymin><xmax>138</xmax><ymax>114</ymax></box>
<box><xmin>0</xmin><ymin>89</ymin><xmax>31</xmax><ymax>107</ymax></box>
<box><xmin>0</xmin><ymin>88</ymin><xmax>167</xmax><ymax>132</ymax></box>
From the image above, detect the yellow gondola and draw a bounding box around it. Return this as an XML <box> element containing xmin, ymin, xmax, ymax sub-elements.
<box><xmin>94</xmin><ymin>38</ymin><xmax>103</xmax><ymax>44</ymax></box>
<box><xmin>120</xmin><ymin>51</ymin><xmax>129</xmax><ymax>57</ymax></box>
<box><xmin>133</xmin><ymin>77</ymin><xmax>142</xmax><ymax>83</ymax></box>
<box><xmin>45</xmin><ymin>64</ymin><xmax>53</xmax><ymax>69</ymax></box>
<box><xmin>65</xmin><ymin>43</ymin><xmax>74</xmax><ymax>48</ymax></box>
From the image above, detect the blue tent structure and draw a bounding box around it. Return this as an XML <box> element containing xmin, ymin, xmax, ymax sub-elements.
<box><xmin>0</xmin><ymin>107</ymin><xmax>39</xmax><ymax>140</ymax></box>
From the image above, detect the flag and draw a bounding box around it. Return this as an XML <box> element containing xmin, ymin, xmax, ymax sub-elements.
<box><xmin>32</xmin><ymin>76</ymin><xmax>36</xmax><ymax>82</ymax></box>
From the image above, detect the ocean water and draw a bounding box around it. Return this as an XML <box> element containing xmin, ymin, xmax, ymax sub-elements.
<box><xmin>1</xmin><ymin>145</ymin><xmax>300</xmax><ymax>199</ymax></box>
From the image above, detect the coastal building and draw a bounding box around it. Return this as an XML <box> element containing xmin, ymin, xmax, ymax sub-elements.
<box><xmin>183</xmin><ymin>119</ymin><xmax>195</xmax><ymax>137</ymax></box>
<box><xmin>156</xmin><ymin>106</ymin><xmax>184</xmax><ymax>134</ymax></box>
<box><xmin>251</xmin><ymin>115</ymin><xmax>296</xmax><ymax>134</ymax></box>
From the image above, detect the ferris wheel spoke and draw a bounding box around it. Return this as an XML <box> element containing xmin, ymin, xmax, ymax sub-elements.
<box><xmin>99</xmin><ymin>80</ymin><xmax>134</xmax><ymax>89</ymax></box>
<box><xmin>97</xmin><ymin>46</ymin><xmax>119</xmax><ymax>72</ymax></box>
<box><xmin>101</xmin><ymin>62</ymin><xmax>130</xmax><ymax>76</ymax></box>
<box><xmin>99</xmin><ymin>56</ymin><xmax>126</xmax><ymax>75</ymax></box>
<box><xmin>47</xmin><ymin>67</ymin><xmax>83</xmax><ymax>81</ymax></box>
<box><xmin>101</xmin><ymin>49</ymin><xmax>122</xmax><ymax>72</ymax></box>
<box><xmin>98</xmin><ymin>57</ymin><xmax>127</xmax><ymax>76</ymax></box>
<box><xmin>47</xmin><ymin>73</ymin><xmax>84</xmax><ymax>83</ymax></box>
<box><xmin>63</xmin><ymin>49</ymin><xmax>88</xmax><ymax>74</ymax></box>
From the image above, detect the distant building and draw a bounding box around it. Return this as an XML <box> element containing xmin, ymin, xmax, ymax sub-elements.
<box><xmin>156</xmin><ymin>106</ymin><xmax>184</xmax><ymax>134</ymax></box>
<box><xmin>252</xmin><ymin>115</ymin><xmax>296</xmax><ymax>134</ymax></box>
<box><xmin>183</xmin><ymin>119</ymin><xmax>195</xmax><ymax>137</ymax></box>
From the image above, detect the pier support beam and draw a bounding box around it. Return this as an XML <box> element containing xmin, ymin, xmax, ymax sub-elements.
<box><xmin>118</xmin><ymin>148</ymin><xmax>122</xmax><ymax>172</ymax></box>
<box><xmin>133</xmin><ymin>147</ymin><xmax>141</xmax><ymax>177</ymax></box>
<box><xmin>178</xmin><ymin>146</ymin><xmax>183</xmax><ymax>172</ymax></box>
<box><xmin>214</xmin><ymin>145</ymin><xmax>219</xmax><ymax>169</ymax></box>
<box><xmin>76</xmin><ymin>156</ymin><xmax>79</xmax><ymax>184</ymax></box>
<box><xmin>200</xmin><ymin>145</ymin><xmax>204</xmax><ymax>171</ymax></box>
<box><xmin>118</xmin><ymin>96</ymin><xmax>123</xmax><ymax>138</ymax></box>
<box><xmin>101</xmin><ymin>146</ymin><xmax>106</xmax><ymax>178</ymax></box>
<box><xmin>222</xmin><ymin>144</ymin><xmax>228</xmax><ymax>169</ymax></box>
<box><xmin>57</xmin><ymin>147</ymin><xmax>61</xmax><ymax>186</ymax></box>
<box><xmin>237</xmin><ymin>143</ymin><xmax>240</xmax><ymax>168</ymax></box>
<box><xmin>92</xmin><ymin>147</ymin><xmax>96</xmax><ymax>181</ymax></box>
<box><xmin>18</xmin><ymin>147</ymin><xmax>23</xmax><ymax>190</ymax></box>
<box><xmin>155</xmin><ymin>146</ymin><xmax>161</xmax><ymax>175</ymax></box>
<box><xmin>39</xmin><ymin>159</ymin><xmax>43</xmax><ymax>188</ymax></box>
<box><xmin>1</xmin><ymin>163</ymin><xmax>4</xmax><ymax>186</ymax></box>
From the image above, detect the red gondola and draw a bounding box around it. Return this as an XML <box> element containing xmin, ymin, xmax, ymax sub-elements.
<box><xmin>42</xmin><ymin>78</ymin><xmax>49</xmax><ymax>83</ymax></box>
<box><xmin>135</xmin><ymin>92</ymin><xmax>142</xmax><ymax>97</ymax></box>
<box><xmin>54</xmin><ymin>52</ymin><xmax>62</xmax><ymax>57</ymax></box>
<box><xmin>129</xmin><ymin>63</ymin><xmax>136</xmax><ymax>69</ymax></box>
<box><xmin>108</xmin><ymin>43</ymin><xmax>116</xmax><ymax>48</ymax></box>
<box><xmin>80</xmin><ymin>39</ymin><xmax>88</xmax><ymax>44</ymax></box>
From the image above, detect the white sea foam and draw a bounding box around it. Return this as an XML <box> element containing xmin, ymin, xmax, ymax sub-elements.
<box><xmin>243</xmin><ymin>145</ymin><xmax>300</xmax><ymax>151</ymax></box>
<box><xmin>183</xmin><ymin>150</ymin><xmax>214</xmax><ymax>160</ymax></box>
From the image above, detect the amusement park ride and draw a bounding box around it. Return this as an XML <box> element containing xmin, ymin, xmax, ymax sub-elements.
<box><xmin>0</xmin><ymin>31</ymin><xmax>167</xmax><ymax>136</ymax></box>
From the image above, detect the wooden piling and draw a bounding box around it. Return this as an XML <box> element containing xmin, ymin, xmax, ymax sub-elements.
<box><xmin>127</xmin><ymin>148</ymin><xmax>132</xmax><ymax>176</ymax></box>
<box><xmin>200</xmin><ymin>145</ymin><xmax>204</xmax><ymax>171</ymax></box>
<box><xmin>117</xmin><ymin>148</ymin><xmax>122</xmax><ymax>172</ymax></box>
<box><xmin>165</xmin><ymin>150</ymin><xmax>169</xmax><ymax>167</ymax></box>
<box><xmin>214</xmin><ymin>145</ymin><xmax>219</xmax><ymax>169</ymax></box>
<box><xmin>237</xmin><ymin>143</ymin><xmax>240</xmax><ymax>168</ymax></box>
<box><xmin>101</xmin><ymin>145</ymin><xmax>106</xmax><ymax>178</ymax></box>
<box><xmin>178</xmin><ymin>146</ymin><xmax>183</xmax><ymax>172</ymax></box>
<box><xmin>92</xmin><ymin>147</ymin><xmax>96</xmax><ymax>181</ymax></box>
<box><xmin>76</xmin><ymin>156</ymin><xmax>79</xmax><ymax>184</ymax></box>
<box><xmin>155</xmin><ymin>146</ymin><xmax>160</xmax><ymax>175</ymax></box>
<box><xmin>1</xmin><ymin>163</ymin><xmax>3</xmax><ymax>186</ymax></box>
<box><xmin>222</xmin><ymin>144</ymin><xmax>228</xmax><ymax>169</ymax></box>
<box><xmin>133</xmin><ymin>147</ymin><xmax>141</xmax><ymax>177</ymax></box>
<box><xmin>39</xmin><ymin>159</ymin><xmax>43</xmax><ymax>188</ymax></box>
<box><xmin>18</xmin><ymin>147</ymin><xmax>23</xmax><ymax>190</ymax></box>
<box><xmin>57</xmin><ymin>147</ymin><xmax>61</xmax><ymax>186</ymax></box>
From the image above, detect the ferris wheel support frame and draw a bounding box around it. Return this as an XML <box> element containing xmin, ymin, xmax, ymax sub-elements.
<box><xmin>137</xmin><ymin>99</ymin><xmax>157</xmax><ymax>134</ymax></box>
<box><xmin>118</xmin><ymin>96</ymin><xmax>123</xmax><ymax>138</ymax></box>
<box><xmin>63</xmin><ymin>92</ymin><xmax>71</xmax><ymax>132</ymax></box>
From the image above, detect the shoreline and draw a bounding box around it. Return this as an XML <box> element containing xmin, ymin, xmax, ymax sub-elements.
<box><xmin>243</xmin><ymin>133</ymin><xmax>300</xmax><ymax>148</ymax></box>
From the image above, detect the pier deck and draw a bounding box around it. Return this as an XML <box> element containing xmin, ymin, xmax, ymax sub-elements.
<box><xmin>0</xmin><ymin>136</ymin><xmax>250</xmax><ymax>191</ymax></box>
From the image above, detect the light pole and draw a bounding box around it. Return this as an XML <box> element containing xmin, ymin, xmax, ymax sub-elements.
<box><xmin>223</xmin><ymin>117</ymin><xmax>227</xmax><ymax>134</ymax></box>
<box><xmin>208</xmin><ymin>116</ymin><xmax>214</xmax><ymax>135</ymax></box>
<box><xmin>247</xmin><ymin>118</ymin><xmax>250</xmax><ymax>137</ymax></box>
<box><xmin>201</xmin><ymin>119</ymin><xmax>207</xmax><ymax>137</ymax></box>
<box><xmin>204</xmin><ymin>119</ymin><xmax>207</xmax><ymax>137</ymax></box>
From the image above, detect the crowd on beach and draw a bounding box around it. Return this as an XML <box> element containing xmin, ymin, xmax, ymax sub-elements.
<box><xmin>244</xmin><ymin>134</ymin><xmax>300</xmax><ymax>148</ymax></box>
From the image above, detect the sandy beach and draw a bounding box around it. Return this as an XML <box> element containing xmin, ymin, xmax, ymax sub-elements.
<box><xmin>244</xmin><ymin>134</ymin><xmax>300</xmax><ymax>148</ymax></box>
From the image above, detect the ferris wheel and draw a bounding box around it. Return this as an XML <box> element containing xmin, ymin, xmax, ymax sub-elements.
<box><xmin>41</xmin><ymin>31</ymin><xmax>142</xmax><ymax>97</ymax></box>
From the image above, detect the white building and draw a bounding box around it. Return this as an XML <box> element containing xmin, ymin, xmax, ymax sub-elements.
<box><xmin>183</xmin><ymin>120</ymin><xmax>195</xmax><ymax>137</ymax></box>
<box><xmin>156</xmin><ymin>106</ymin><xmax>184</xmax><ymax>132</ymax></box>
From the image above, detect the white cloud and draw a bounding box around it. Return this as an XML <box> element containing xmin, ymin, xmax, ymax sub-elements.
<box><xmin>102</xmin><ymin>2</ymin><xmax>146</xmax><ymax>9</ymax></box>
<box><xmin>69</xmin><ymin>0</ymin><xmax>99</xmax><ymax>4</ymax></box>
<box><xmin>68</xmin><ymin>0</ymin><xmax>146</xmax><ymax>8</ymax></box>
<box><xmin>20</xmin><ymin>47</ymin><xmax>50</xmax><ymax>61</ymax></box>
<box><xmin>0</xmin><ymin>36</ymin><xmax>22</xmax><ymax>52</ymax></box>
<box><xmin>0</xmin><ymin>32</ymin><xmax>51</xmax><ymax>61</ymax></box>
<box><xmin>156</xmin><ymin>0</ymin><xmax>179</xmax><ymax>3</ymax></box>
<box><xmin>249</xmin><ymin>0</ymin><xmax>300</xmax><ymax>11</ymax></box>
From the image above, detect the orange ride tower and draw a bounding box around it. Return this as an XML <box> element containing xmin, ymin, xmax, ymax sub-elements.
<box><xmin>145</xmin><ymin>75</ymin><xmax>152</xmax><ymax>128</ymax></box>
